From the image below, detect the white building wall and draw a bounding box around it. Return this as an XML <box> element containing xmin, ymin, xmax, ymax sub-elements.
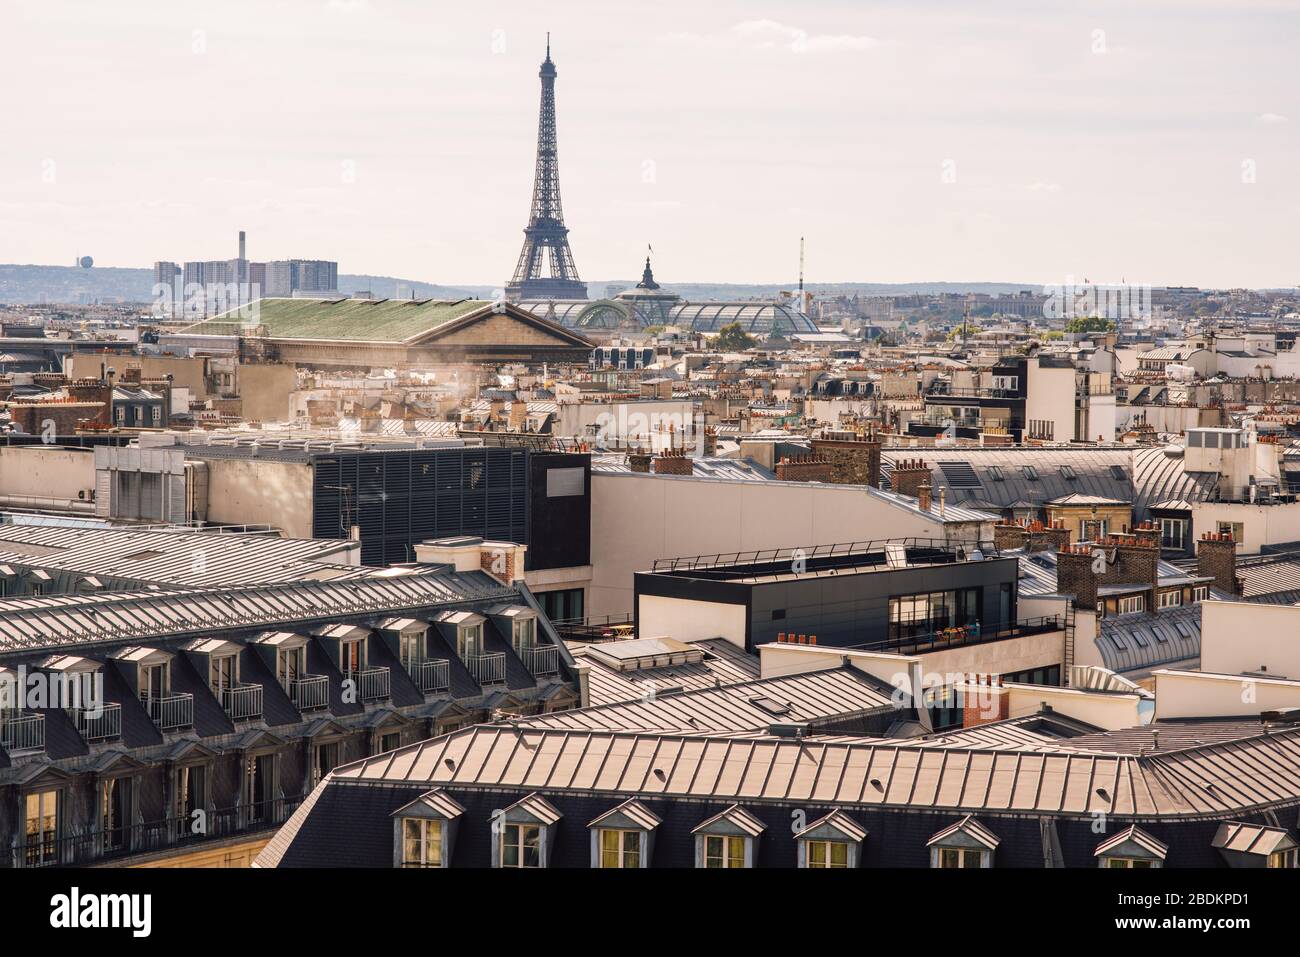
<box><xmin>589</xmin><ymin>472</ymin><xmax>968</xmax><ymax>619</ymax></box>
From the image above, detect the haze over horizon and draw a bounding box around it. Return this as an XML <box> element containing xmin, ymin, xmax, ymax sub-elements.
<box><xmin>3</xmin><ymin>0</ymin><xmax>1297</xmax><ymax>289</ymax></box>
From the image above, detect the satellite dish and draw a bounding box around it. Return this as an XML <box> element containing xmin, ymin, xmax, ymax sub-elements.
<box><xmin>79</xmin><ymin>256</ymin><xmax>94</xmax><ymax>268</ymax></box>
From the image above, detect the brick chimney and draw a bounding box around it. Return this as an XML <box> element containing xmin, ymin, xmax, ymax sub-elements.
<box><xmin>917</xmin><ymin>482</ymin><xmax>932</xmax><ymax>512</ymax></box>
<box><xmin>702</xmin><ymin>426</ymin><xmax>719</xmax><ymax>457</ymax></box>
<box><xmin>653</xmin><ymin>449</ymin><xmax>694</xmax><ymax>476</ymax></box>
<box><xmin>1056</xmin><ymin>524</ymin><xmax>1162</xmax><ymax>611</ymax></box>
<box><xmin>775</xmin><ymin>454</ymin><xmax>833</xmax><ymax>483</ymax></box>
<box><xmin>1056</xmin><ymin>542</ymin><xmax>1101</xmax><ymax>609</ymax></box>
<box><xmin>810</xmin><ymin>426</ymin><xmax>881</xmax><ymax>487</ymax></box>
<box><xmin>628</xmin><ymin>451</ymin><xmax>652</xmax><ymax>474</ymax></box>
<box><xmin>1197</xmin><ymin>531</ymin><xmax>1240</xmax><ymax>595</ymax></box>
<box><xmin>1027</xmin><ymin>519</ymin><xmax>1071</xmax><ymax>554</ymax></box>
<box><xmin>993</xmin><ymin>520</ymin><xmax>1028</xmax><ymax>552</ymax></box>
<box><xmin>962</xmin><ymin>675</ymin><xmax>1009</xmax><ymax>728</ymax></box>
<box><xmin>890</xmin><ymin>458</ymin><xmax>932</xmax><ymax>500</ymax></box>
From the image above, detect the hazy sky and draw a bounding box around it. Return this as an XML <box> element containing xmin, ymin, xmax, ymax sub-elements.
<box><xmin>2</xmin><ymin>0</ymin><xmax>1298</xmax><ymax>288</ymax></box>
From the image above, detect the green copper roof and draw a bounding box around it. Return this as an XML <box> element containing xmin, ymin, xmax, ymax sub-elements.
<box><xmin>179</xmin><ymin>297</ymin><xmax>489</xmax><ymax>342</ymax></box>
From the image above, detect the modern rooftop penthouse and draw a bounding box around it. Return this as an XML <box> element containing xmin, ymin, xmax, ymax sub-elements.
<box><xmin>634</xmin><ymin>538</ymin><xmax>1043</xmax><ymax>656</ymax></box>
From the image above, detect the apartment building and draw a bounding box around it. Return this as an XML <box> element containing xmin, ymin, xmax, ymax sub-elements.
<box><xmin>0</xmin><ymin>556</ymin><xmax>577</xmax><ymax>869</ymax></box>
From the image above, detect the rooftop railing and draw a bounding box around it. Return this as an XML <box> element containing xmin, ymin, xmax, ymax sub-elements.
<box><xmin>289</xmin><ymin>675</ymin><xmax>329</xmax><ymax>712</ymax></box>
<box><xmin>0</xmin><ymin>711</ymin><xmax>44</xmax><ymax>753</ymax></box>
<box><xmin>652</xmin><ymin>538</ymin><xmax>1005</xmax><ymax>575</ymax></box>
<box><xmin>843</xmin><ymin>616</ymin><xmax>1063</xmax><ymax>656</ymax></box>
<box><xmin>407</xmin><ymin>658</ymin><xmax>450</xmax><ymax>694</ymax></box>
<box><xmin>347</xmin><ymin>666</ymin><xmax>390</xmax><ymax>702</ymax></box>
<box><xmin>220</xmin><ymin>683</ymin><xmax>264</xmax><ymax>722</ymax></box>
<box><xmin>68</xmin><ymin>702</ymin><xmax>122</xmax><ymax>742</ymax></box>
<box><xmin>520</xmin><ymin>644</ymin><xmax>560</xmax><ymax>677</ymax></box>
<box><xmin>7</xmin><ymin>796</ymin><xmax>303</xmax><ymax>868</ymax></box>
<box><xmin>143</xmin><ymin>693</ymin><xmax>193</xmax><ymax>731</ymax></box>
<box><xmin>463</xmin><ymin>652</ymin><xmax>506</xmax><ymax>687</ymax></box>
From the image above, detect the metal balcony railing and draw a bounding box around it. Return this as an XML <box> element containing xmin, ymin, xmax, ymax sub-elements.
<box><xmin>346</xmin><ymin>666</ymin><xmax>390</xmax><ymax>701</ymax></box>
<box><xmin>407</xmin><ymin>658</ymin><xmax>450</xmax><ymax>694</ymax></box>
<box><xmin>68</xmin><ymin>702</ymin><xmax>122</xmax><ymax>742</ymax></box>
<box><xmin>6</xmin><ymin>796</ymin><xmax>305</xmax><ymax>869</ymax></box>
<box><xmin>289</xmin><ymin>675</ymin><xmax>329</xmax><ymax>712</ymax></box>
<box><xmin>0</xmin><ymin>711</ymin><xmax>45</xmax><ymax>753</ymax></box>
<box><xmin>463</xmin><ymin>652</ymin><xmax>507</xmax><ymax>686</ymax></box>
<box><xmin>143</xmin><ymin>693</ymin><xmax>194</xmax><ymax>731</ymax></box>
<box><xmin>846</xmin><ymin>616</ymin><xmax>1064</xmax><ymax>655</ymax></box>
<box><xmin>520</xmin><ymin>644</ymin><xmax>560</xmax><ymax>676</ymax></box>
<box><xmin>220</xmin><ymin>683</ymin><xmax>264</xmax><ymax>721</ymax></box>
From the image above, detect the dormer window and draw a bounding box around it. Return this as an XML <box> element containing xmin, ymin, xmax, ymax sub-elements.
<box><xmin>502</xmin><ymin>823</ymin><xmax>541</xmax><ymax>868</ymax></box>
<box><xmin>340</xmin><ymin>639</ymin><xmax>366</xmax><ymax>676</ymax></box>
<box><xmin>927</xmin><ymin>815</ymin><xmax>999</xmax><ymax>869</ymax></box>
<box><xmin>392</xmin><ymin>789</ymin><xmax>463</xmax><ymax>868</ymax></box>
<box><xmin>399</xmin><ymin>630</ymin><xmax>425</xmax><ymax>668</ymax></box>
<box><xmin>797</xmin><ymin>810</ymin><xmax>867</xmax><ymax>869</ymax></box>
<box><xmin>404</xmin><ymin>819</ymin><xmax>443</xmax><ymax>867</ymax></box>
<box><xmin>277</xmin><ymin>646</ymin><xmax>306</xmax><ymax>689</ymax></box>
<box><xmin>458</xmin><ymin>624</ymin><xmax>483</xmax><ymax>660</ymax></box>
<box><xmin>140</xmin><ymin>661</ymin><xmax>169</xmax><ymax>702</ymax></box>
<box><xmin>210</xmin><ymin>654</ymin><xmax>238</xmax><ymax>695</ymax></box>
<box><xmin>588</xmin><ymin>799</ymin><xmax>661</xmax><ymax>869</ymax></box>
<box><xmin>512</xmin><ymin>618</ymin><xmax>536</xmax><ymax>655</ymax></box>
<box><xmin>692</xmin><ymin>804</ymin><xmax>765</xmax><ymax>869</ymax></box>
<box><xmin>491</xmin><ymin>793</ymin><xmax>561</xmax><ymax>869</ymax></box>
<box><xmin>1213</xmin><ymin>821</ymin><xmax>1298</xmax><ymax>868</ymax></box>
<box><xmin>1095</xmin><ymin>825</ymin><xmax>1167</xmax><ymax>869</ymax></box>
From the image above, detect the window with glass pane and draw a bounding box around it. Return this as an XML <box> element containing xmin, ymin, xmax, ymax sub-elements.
<box><xmin>1105</xmin><ymin>857</ymin><xmax>1152</xmax><ymax>869</ymax></box>
<box><xmin>211</xmin><ymin>655</ymin><xmax>235</xmax><ymax>694</ymax></box>
<box><xmin>341</xmin><ymin>641</ymin><xmax>363</xmax><ymax>674</ymax></box>
<box><xmin>459</xmin><ymin>625</ymin><xmax>483</xmax><ymax>660</ymax></box>
<box><xmin>102</xmin><ymin>777</ymin><xmax>128</xmax><ymax>851</ymax></box>
<box><xmin>25</xmin><ymin>789</ymin><xmax>58</xmax><ymax>866</ymax></box>
<box><xmin>402</xmin><ymin>818</ymin><xmax>442</xmax><ymax>867</ymax></box>
<box><xmin>501</xmin><ymin>823</ymin><xmax>541</xmax><ymax>868</ymax></box>
<box><xmin>278</xmin><ymin>647</ymin><xmax>303</xmax><ymax>687</ymax></box>
<box><xmin>704</xmin><ymin>834</ymin><xmax>746</xmax><ymax>868</ymax></box>
<box><xmin>513</xmin><ymin>618</ymin><xmax>536</xmax><ymax>655</ymax></box>
<box><xmin>599</xmin><ymin>828</ymin><xmax>641</xmax><ymax>868</ymax></box>
<box><xmin>400</xmin><ymin>632</ymin><xmax>424</xmax><ymax>669</ymax></box>
<box><xmin>805</xmin><ymin>840</ymin><xmax>848</xmax><ymax>868</ymax></box>
<box><xmin>937</xmin><ymin>847</ymin><xmax>983</xmax><ymax>868</ymax></box>
<box><xmin>140</xmin><ymin>663</ymin><xmax>167</xmax><ymax>701</ymax></box>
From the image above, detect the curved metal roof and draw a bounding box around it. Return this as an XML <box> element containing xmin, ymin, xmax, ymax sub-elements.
<box><xmin>1095</xmin><ymin>603</ymin><xmax>1201</xmax><ymax>674</ymax></box>
<box><xmin>1131</xmin><ymin>445</ymin><xmax>1218</xmax><ymax>516</ymax></box>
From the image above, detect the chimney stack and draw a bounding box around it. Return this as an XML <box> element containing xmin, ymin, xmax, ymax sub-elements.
<box><xmin>890</xmin><ymin>458</ymin><xmax>932</xmax><ymax>500</ymax></box>
<box><xmin>652</xmin><ymin>449</ymin><xmax>694</xmax><ymax>476</ymax></box>
<box><xmin>917</xmin><ymin>482</ymin><xmax>932</xmax><ymax>512</ymax></box>
<box><xmin>1197</xmin><ymin>530</ymin><xmax>1240</xmax><ymax>595</ymax></box>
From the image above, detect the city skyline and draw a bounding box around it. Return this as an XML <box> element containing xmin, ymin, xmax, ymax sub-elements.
<box><xmin>2</xmin><ymin>0</ymin><xmax>1298</xmax><ymax>289</ymax></box>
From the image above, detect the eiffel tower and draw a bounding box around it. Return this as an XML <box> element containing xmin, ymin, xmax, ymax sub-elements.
<box><xmin>505</xmin><ymin>36</ymin><xmax>587</xmax><ymax>301</ymax></box>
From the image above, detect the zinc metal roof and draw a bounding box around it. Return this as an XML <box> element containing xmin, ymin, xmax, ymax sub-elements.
<box><xmin>0</xmin><ymin>523</ymin><xmax>362</xmax><ymax>589</ymax></box>
<box><xmin>329</xmin><ymin>720</ymin><xmax>1300</xmax><ymax>819</ymax></box>
<box><xmin>0</xmin><ymin>569</ymin><xmax>516</xmax><ymax>652</ymax></box>
<box><xmin>578</xmin><ymin>638</ymin><xmax>760</xmax><ymax>708</ymax></box>
<box><xmin>1095</xmin><ymin>603</ymin><xmax>1203</xmax><ymax>674</ymax></box>
<box><xmin>880</xmin><ymin>449</ymin><xmax>1135</xmax><ymax>513</ymax></box>
<box><xmin>518</xmin><ymin>667</ymin><xmax>896</xmax><ymax>734</ymax></box>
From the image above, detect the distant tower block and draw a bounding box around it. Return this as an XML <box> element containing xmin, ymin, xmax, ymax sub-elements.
<box><xmin>505</xmin><ymin>35</ymin><xmax>587</xmax><ymax>301</ymax></box>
